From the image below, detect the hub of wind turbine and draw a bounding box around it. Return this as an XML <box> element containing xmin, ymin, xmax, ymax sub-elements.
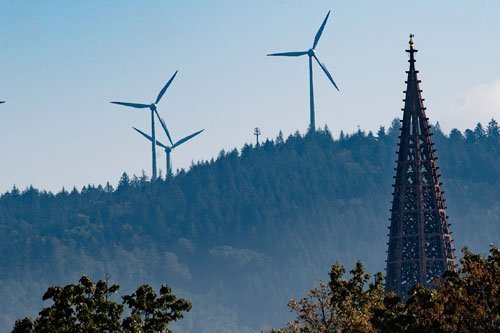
<box><xmin>133</xmin><ymin>125</ymin><xmax>203</xmax><ymax>179</ymax></box>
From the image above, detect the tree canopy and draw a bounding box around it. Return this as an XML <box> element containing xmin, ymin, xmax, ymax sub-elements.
<box><xmin>11</xmin><ymin>276</ymin><xmax>191</xmax><ymax>333</ymax></box>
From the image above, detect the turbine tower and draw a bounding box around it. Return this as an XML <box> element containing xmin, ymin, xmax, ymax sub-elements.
<box><xmin>133</xmin><ymin>126</ymin><xmax>203</xmax><ymax>178</ymax></box>
<box><xmin>111</xmin><ymin>71</ymin><xmax>178</xmax><ymax>181</ymax></box>
<box><xmin>385</xmin><ymin>35</ymin><xmax>455</xmax><ymax>297</ymax></box>
<box><xmin>268</xmin><ymin>11</ymin><xmax>339</xmax><ymax>133</ymax></box>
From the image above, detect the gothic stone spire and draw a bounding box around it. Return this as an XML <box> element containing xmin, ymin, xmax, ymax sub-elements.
<box><xmin>385</xmin><ymin>35</ymin><xmax>455</xmax><ymax>297</ymax></box>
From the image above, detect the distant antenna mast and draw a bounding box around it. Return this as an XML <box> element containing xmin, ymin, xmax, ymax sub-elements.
<box><xmin>254</xmin><ymin>127</ymin><xmax>261</xmax><ymax>145</ymax></box>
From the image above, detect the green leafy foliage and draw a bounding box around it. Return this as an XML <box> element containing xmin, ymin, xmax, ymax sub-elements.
<box><xmin>122</xmin><ymin>284</ymin><xmax>192</xmax><ymax>333</ymax></box>
<box><xmin>11</xmin><ymin>276</ymin><xmax>190</xmax><ymax>333</ymax></box>
<box><xmin>278</xmin><ymin>262</ymin><xmax>384</xmax><ymax>333</ymax></box>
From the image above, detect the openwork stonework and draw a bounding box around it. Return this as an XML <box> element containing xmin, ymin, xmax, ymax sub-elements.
<box><xmin>385</xmin><ymin>35</ymin><xmax>455</xmax><ymax>297</ymax></box>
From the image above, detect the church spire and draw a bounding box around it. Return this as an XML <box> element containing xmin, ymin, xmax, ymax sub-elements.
<box><xmin>385</xmin><ymin>35</ymin><xmax>456</xmax><ymax>297</ymax></box>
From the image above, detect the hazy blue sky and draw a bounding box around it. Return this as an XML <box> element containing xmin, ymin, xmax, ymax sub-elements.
<box><xmin>0</xmin><ymin>1</ymin><xmax>499</xmax><ymax>192</ymax></box>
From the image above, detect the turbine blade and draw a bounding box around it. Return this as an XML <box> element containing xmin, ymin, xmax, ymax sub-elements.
<box><xmin>0</xmin><ymin>101</ymin><xmax>4</xmax><ymax>104</ymax></box>
<box><xmin>133</xmin><ymin>127</ymin><xmax>153</xmax><ymax>141</ymax></box>
<box><xmin>313</xmin><ymin>11</ymin><xmax>331</xmax><ymax>49</ymax></box>
<box><xmin>155</xmin><ymin>70</ymin><xmax>178</xmax><ymax>104</ymax></box>
<box><xmin>133</xmin><ymin>127</ymin><xmax>168</xmax><ymax>149</ymax></box>
<box><xmin>313</xmin><ymin>55</ymin><xmax>339</xmax><ymax>91</ymax></box>
<box><xmin>267</xmin><ymin>51</ymin><xmax>308</xmax><ymax>57</ymax></box>
<box><xmin>111</xmin><ymin>101</ymin><xmax>149</xmax><ymax>109</ymax></box>
<box><xmin>155</xmin><ymin>140</ymin><xmax>168</xmax><ymax>149</ymax></box>
<box><xmin>154</xmin><ymin>109</ymin><xmax>174</xmax><ymax>146</ymax></box>
<box><xmin>173</xmin><ymin>129</ymin><xmax>204</xmax><ymax>149</ymax></box>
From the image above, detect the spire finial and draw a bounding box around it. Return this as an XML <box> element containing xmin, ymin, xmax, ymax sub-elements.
<box><xmin>409</xmin><ymin>34</ymin><xmax>415</xmax><ymax>48</ymax></box>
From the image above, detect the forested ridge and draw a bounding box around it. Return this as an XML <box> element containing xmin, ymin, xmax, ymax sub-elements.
<box><xmin>0</xmin><ymin>119</ymin><xmax>498</xmax><ymax>332</ymax></box>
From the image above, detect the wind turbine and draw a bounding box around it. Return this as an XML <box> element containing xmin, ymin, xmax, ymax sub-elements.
<box><xmin>268</xmin><ymin>11</ymin><xmax>339</xmax><ymax>133</ymax></box>
<box><xmin>111</xmin><ymin>70</ymin><xmax>178</xmax><ymax>181</ymax></box>
<box><xmin>133</xmin><ymin>124</ymin><xmax>204</xmax><ymax>178</ymax></box>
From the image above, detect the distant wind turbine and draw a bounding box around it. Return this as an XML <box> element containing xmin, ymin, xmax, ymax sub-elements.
<box><xmin>111</xmin><ymin>70</ymin><xmax>178</xmax><ymax>181</ymax></box>
<box><xmin>268</xmin><ymin>11</ymin><xmax>339</xmax><ymax>133</ymax></box>
<box><xmin>133</xmin><ymin>124</ymin><xmax>204</xmax><ymax>178</ymax></box>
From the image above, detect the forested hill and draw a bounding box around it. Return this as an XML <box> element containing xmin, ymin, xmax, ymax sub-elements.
<box><xmin>0</xmin><ymin>119</ymin><xmax>499</xmax><ymax>333</ymax></box>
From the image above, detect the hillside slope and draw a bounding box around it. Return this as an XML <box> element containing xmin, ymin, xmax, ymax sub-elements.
<box><xmin>0</xmin><ymin>120</ymin><xmax>498</xmax><ymax>332</ymax></box>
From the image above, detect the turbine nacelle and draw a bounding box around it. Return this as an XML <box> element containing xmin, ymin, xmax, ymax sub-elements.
<box><xmin>307</xmin><ymin>49</ymin><xmax>315</xmax><ymax>57</ymax></box>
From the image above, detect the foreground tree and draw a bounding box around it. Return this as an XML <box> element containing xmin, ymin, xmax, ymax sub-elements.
<box><xmin>273</xmin><ymin>245</ymin><xmax>499</xmax><ymax>333</ymax></box>
<box><xmin>122</xmin><ymin>284</ymin><xmax>192</xmax><ymax>333</ymax></box>
<box><xmin>11</xmin><ymin>276</ymin><xmax>191</xmax><ymax>333</ymax></box>
<box><xmin>274</xmin><ymin>262</ymin><xmax>384</xmax><ymax>333</ymax></box>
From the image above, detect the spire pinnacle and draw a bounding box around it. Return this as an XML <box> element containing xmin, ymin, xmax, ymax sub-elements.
<box><xmin>409</xmin><ymin>34</ymin><xmax>415</xmax><ymax>49</ymax></box>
